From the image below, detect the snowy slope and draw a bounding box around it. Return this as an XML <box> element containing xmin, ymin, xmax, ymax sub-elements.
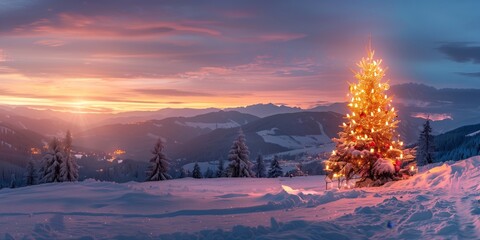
<box><xmin>1</xmin><ymin>157</ymin><xmax>479</xmax><ymax>239</ymax></box>
<box><xmin>466</xmin><ymin>130</ymin><xmax>480</xmax><ymax>137</ymax></box>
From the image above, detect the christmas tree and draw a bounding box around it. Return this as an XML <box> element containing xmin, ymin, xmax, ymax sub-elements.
<box><xmin>326</xmin><ymin>45</ymin><xmax>404</xmax><ymax>187</ymax></box>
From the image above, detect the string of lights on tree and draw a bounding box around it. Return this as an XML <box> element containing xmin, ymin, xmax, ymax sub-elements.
<box><xmin>326</xmin><ymin>45</ymin><xmax>404</xmax><ymax>187</ymax></box>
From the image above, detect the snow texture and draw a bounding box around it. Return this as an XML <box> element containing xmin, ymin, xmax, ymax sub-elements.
<box><xmin>1</xmin><ymin>157</ymin><xmax>480</xmax><ymax>239</ymax></box>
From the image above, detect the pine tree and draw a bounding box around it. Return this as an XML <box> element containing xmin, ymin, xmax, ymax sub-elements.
<box><xmin>216</xmin><ymin>158</ymin><xmax>225</xmax><ymax>177</ymax></box>
<box><xmin>254</xmin><ymin>154</ymin><xmax>267</xmax><ymax>178</ymax></box>
<box><xmin>39</xmin><ymin>138</ymin><xmax>64</xmax><ymax>183</ymax></box>
<box><xmin>178</xmin><ymin>167</ymin><xmax>187</xmax><ymax>178</ymax></box>
<box><xmin>326</xmin><ymin>45</ymin><xmax>404</xmax><ymax>186</ymax></box>
<box><xmin>227</xmin><ymin>129</ymin><xmax>253</xmax><ymax>177</ymax></box>
<box><xmin>146</xmin><ymin>139</ymin><xmax>170</xmax><ymax>181</ymax></box>
<box><xmin>25</xmin><ymin>158</ymin><xmax>37</xmax><ymax>186</ymax></box>
<box><xmin>268</xmin><ymin>155</ymin><xmax>283</xmax><ymax>178</ymax></box>
<box><xmin>10</xmin><ymin>173</ymin><xmax>16</xmax><ymax>188</ymax></box>
<box><xmin>416</xmin><ymin>119</ymin><xmax>435</xmax><ymax>166</ymax></box>
<box><xmin>192</xmin><ymin>162</ymin><xmax>203</xmax><ymax>179</ymax></box>
<box><xmin>60</xmin><ymin>130</ymin><xmax>79</xmax><ymax>182</ymax></box>
<box><xmin>205</xmin><ymin>168</ymin><xmax>214</xmax><ymax>178</ymax></box>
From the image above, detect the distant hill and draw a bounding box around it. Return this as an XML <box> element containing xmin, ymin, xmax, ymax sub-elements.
<box><xmin>171</xmin><ymin>111</ymin><xmax>343</xmax><ymax>165</ymax></box>
<box><xmin>226</xmin><ymin>103</ymin><xmax>302</xmax><ymax>118</ymax></box>
<box><xmin>434</xmin><ymin>123</ymin><xmax>480</xmax><ymax>162</ymax></box>
<box><xmin>0</xmin><ymin>108</ymin><xmax>75</xmax><ymax>137</ymax></box>
<box><xmin>0</xmin><ymin>121</ymin><xmax>45</xmax><ymax>178</ymax></box>
<box><xmin>75</xmin><ymin>111</ymin><xmax>259</xmax><ymax>161</ymax></box>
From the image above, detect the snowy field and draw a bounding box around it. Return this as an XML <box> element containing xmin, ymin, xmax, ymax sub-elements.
<box><xmin>1</xmin><ymin>157</ymin><xmax>480</xmax><ymax>239</ymax></box>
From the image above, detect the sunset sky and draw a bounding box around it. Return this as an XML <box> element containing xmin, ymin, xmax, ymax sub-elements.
<box><xmin>1</xmin><ymin>1</ymin><xmax>479</xmax><ymax>113</ymax></box>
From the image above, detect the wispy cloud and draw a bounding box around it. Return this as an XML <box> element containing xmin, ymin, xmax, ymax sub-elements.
<box><xmin>438</xmin><ymin>43</ymin><xmax>480</xmax><ymax>63</ymax></box>
<box><xmin>134</xmin><ymin>89</ymin><xmax>214</xmax><ymax>97</ymax></box>
<box><xmin>35</xmin><ymin>39</ymin><xmax>66</xmax><ymax>47</ymax></box>
<box><xmin>455</xmin><ymin>72</ymin><xmax>480</xmax><ymax>78</ymax></box>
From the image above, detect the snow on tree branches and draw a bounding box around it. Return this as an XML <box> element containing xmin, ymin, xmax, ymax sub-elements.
<box><xmin>40</xmin><ymin>138</ymin><xmax>64</xmax><ymax>183</ymax></box>
<box><xmin>146</xmin><ymin>139</ymin><xmax>171</xmax><ymax>181</ymax></box>
<box><xmin>227</xmin><ymin>129</ymin><xmax>254</xmax><ymax>177</ymax></box>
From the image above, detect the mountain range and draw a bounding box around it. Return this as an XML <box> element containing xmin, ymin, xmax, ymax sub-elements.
<box><xmin>1</xmin><ymin>83</ymin><xmax>480</xmax><ymax>169</ymax></box>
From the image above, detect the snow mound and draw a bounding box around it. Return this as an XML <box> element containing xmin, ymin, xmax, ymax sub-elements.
<box><xmin>391</xmin><ymin>156</ymin><xmax>480</xmax><ymax>189</ymax></box>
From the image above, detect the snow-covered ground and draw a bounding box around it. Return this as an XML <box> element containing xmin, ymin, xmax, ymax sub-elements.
<box><xmin>1</xmin><ymin>157</ymin><xmax>479</xmax><ymax>239</ymax></box>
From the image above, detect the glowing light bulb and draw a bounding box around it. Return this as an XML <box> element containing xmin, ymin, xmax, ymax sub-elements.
<box><xmin>343</xmin><ymin>122</ymin><xmax>347</xmax><ymax>127</ymax></box>
<box><xmin>370</xmin><ymin>148</ymin><xmax>374</xmax><ymax>153</ymax></box>
<box><xmin>332</xmin><ymin>150</ymin><xmax>336</xmax><ymax>156</ymax></box>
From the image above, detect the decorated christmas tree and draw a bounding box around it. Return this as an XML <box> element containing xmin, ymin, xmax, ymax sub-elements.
<box><xmin>326</xmin><ymin>45</ymin><xmax>404</xmax><ymax>187</ymax></box>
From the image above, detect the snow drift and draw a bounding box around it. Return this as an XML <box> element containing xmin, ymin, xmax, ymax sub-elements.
<box><xmin>0</xmin><ymin>157</ymin><xmax>479</xmax><ymax>239</ymax></box>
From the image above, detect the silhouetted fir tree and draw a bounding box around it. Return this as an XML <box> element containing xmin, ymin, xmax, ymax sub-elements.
<box><xmin>416</xmin><ymin>119</ymin><xmax>435</xmax><ymax>166</ymax></box>
<box><xmin>254</xmin><ymin>154</ymin><xmax>267</xmax><ymax>178</ymax></box>
<box><xmin>60</xmin><ymin>130</ymin><xmax>79</xmax><ymax>181</ymax></box>
<box><xmin>146</xmin><ymin>139</ymin><xmax>170</xmax><ymax>181</ymax></box>
<box><xmin>205</xmin><ymin>168</ymin><xmax>214</xmax><ymax>178</ymax></box>
<box><xmin>216</xmin><ymin>158</ymin><xmax>225</xmax><ymax>177</ymax></box>
<box><xmin>25</xmin><ymin>158</ymin><xmax>37</xmax><ymax>186</ymax></box>
<box><xmin>268</xmin><ymin>155</ymin><xmax>283</xmax><ymax>178</ymax></box>
<box><xmin>192</xmin><ymin>162</ymin><xmax>203</xmax><ymax>179</ymax></box>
